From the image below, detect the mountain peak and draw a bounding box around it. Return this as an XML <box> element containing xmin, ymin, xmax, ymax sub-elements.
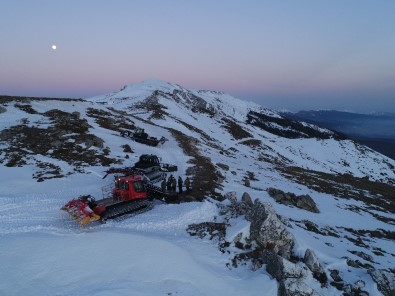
<box><xmin>88</xmin><ymin>79</ymin><xmax>270</xmax><ymax>120</ymax></box>
<box><xmin>128</xmin><ymin>79</ymin><xmax>181</xmax><ymax>92</ymax></box>
<box><xmin>88</xmin><ymin>79</ymin><xmax>180</xmax><ymax>104</ymax></box>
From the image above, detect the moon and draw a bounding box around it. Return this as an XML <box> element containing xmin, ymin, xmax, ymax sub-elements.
<box><xmin>52</xmin><ymin>45</ymin><xmax>57</xmax><ymax>50</ymax></box>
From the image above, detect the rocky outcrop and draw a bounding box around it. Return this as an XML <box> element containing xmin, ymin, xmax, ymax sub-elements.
<box><xmin>224</xmin><ymin>191</ymin><xmax>295</xmax><ymax>258</ymax></box>
<box><xmin>248</xmin><ymin>200</ymin><xmax>295</xmax><ymax>259</ymax></box>
<box><xmin>194</xmin><ymin>191</ymin><xmax>393</xmax><ymax>296</ymax></box>
<box><xmin>343</xmin><ymin>280</ymin><xmax>368</xmax><ymax>296</ymax></box>
<box><xmin>263</xmin><ymin>251</ymin><xmax>323</xmax><ymax>296</ymax></box>
<box><xmin>279</xmin><ymin>278</ymin><xmax>321</xmax><ymax>296</ymax></box>
<box><xmin>186</xmin><ymin>222</ymin><xmax>226</xmax><ymax>240</ymax></box>
<box><xmin>267</xmin><ymin>188</ymin><xmax>320</xmax><ymax>213</ymax></box>
<box><xmin>368</xmin><ymin>269</ymin><xmax>395</xmax><ymax>296</ymax></box>
<box><xmin>264</xmin><ymin>251</ymin><xmax>307</xmax><ymax>281</ymax></box>
<box><xmin>223</xmin><ymin>192</ymin><xmax>322</xmax><ymax>295</ymax></box>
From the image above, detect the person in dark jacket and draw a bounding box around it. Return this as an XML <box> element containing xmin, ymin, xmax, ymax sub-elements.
<box><xmin>178</xmin><ymin>176</ymin><xmax>183</xmax><ymax>193</ymax></box>
<box><xmin>171</xmin><ymin>177</ymin><xmax>177</xmax><ymax>192</ymax></box>
<box><xmin>166</xmin><ymin>175</ymin><xmax>172</xmax><ymax>191</ymax></box>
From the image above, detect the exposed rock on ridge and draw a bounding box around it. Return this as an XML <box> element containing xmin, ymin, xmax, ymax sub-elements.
<box><xmin>267</xmin><ymin>188</ymin><xmax>320</xmax><ymax>213</ymax></box>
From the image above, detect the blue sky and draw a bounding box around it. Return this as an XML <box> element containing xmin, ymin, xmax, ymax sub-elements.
<box><xmin>1</xmin><ymin>0</ymin><xmax>394</xmax><ymax>113</ymax></box>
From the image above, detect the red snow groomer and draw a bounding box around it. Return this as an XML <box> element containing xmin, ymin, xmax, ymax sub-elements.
<box><xmin>61</xmin><ymin>174</ymin><xmax>152</xmax><ymax>226</ymax></box>
<box><xmin>62</xmin><ymin>154</ymin><xmax>179</xmax><ymax>226</ymax></box>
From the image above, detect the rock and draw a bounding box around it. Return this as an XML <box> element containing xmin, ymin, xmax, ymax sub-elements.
<box><xmin>84</xmin><ymin>136</ymin><xmax>104</xmax><ymax>149</ymax></box>
<box><xmin>186</xmin><ymin>222</ymin><xmax>226</xmax><ymax>240</ymax></box>
<box><xmin>233</xmin><ymin>232</ymin><xmax>243</xmax><ymax>245</ymax></box>
<box><xmin>233</xmin><ymin>192</ymin><xmax>254</xmax><ymax>216</ymax></box>
<box><xmin>279</xmin><ymin>278</ymin><xmax>320</xmax><ymax>296</ymax></box>
<box><xmin>0</xmin><ymin>106</ymin><xmax>6</xmax><ymax>114</ymax></box>
<box><xmin>71</xmin><ymin>111</ymin><xmax>80</xmax><ymax>119</ymax></box>
<box><xmin>349</xmin><ymin>250</ymin><xmax>374</xmax><ymax>263</ymax></box>
<box><xmin>354</xmin><ymin>279</ymin><xmax>365</xmax><ymax>289</ymax></box>
<box><xmin>304</xmin><ymin>250</ymin><xmax>328</xmax><ymax>287</ymax></box>
<box><xmin>224</xmin><ymin>191</ymin><xmax>237</xmax><ymax>204</ymax></box>
<box><xmin>267</xmin><ymin>188</ymin><xmax>320</xmax><ymax>213</ymax></box>
<box><xmin>368</xmin><ymin>269</ymin><xmax>395</xmax><ymax>296</ymax></box>
<box><xmin>343</xmin><ymin>280</ymin><xmax>368</xmax><ymax>296</ymax></box>
<box><xmin>244</xmin><ymin>178</ymin><xmax>251</xmax><ymax>187</ymax></box>
<box><xmin>268</xmin><ymin>187</ymin><xmax>282</xmax><ymax>196</ymax></box>
<box><xmin>241</xmin><ymin>192</ymin><xmax>253</xmax><ymax>206</ymax></box>
<box><xmin>224</xmin><ymin>191</ymin><xmax>251</xmax><ymax>217</ymax></box>
<box><xmin>330</xmin><ymin>269</ymin><xmax>343</xmax><ymax>282</ymax></box>
<box><xmin>264</xmin><ymin>251</ymin><xmax>307</xmax><ymax>281</ymax></box>
<box><xmin>304</xmin><ymin>249</ymin><xmax>325</xmax><ymax>275</ymax></box>
<box><xmin>346</xmin><ymin>258</ymin><xmax>373</xmax><ymax>269</ymax></box>
<box><xmin>270</xmin><ymin>256</ymin><xmax>321</xmax><ymax>296</ymax></box>
<box><xmin>249</xmin><ymin>201</ymin><xmax>294</xmax><ymax>259</ymax></box>
<box><xmin>295</xmin><ymin>194</ymin><xmax>320</xmax><ymax>213</ymax></box>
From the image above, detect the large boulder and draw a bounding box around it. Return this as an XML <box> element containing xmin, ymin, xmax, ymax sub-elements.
<box><xmin>264</xmin><ymin>251</ymin><xmax>320</xmax><ymax>296</ymax></box>
<box><xmin>279</xmin><ymin>278</ymin><xmax>321</xmax><ymax>296</ymax></box>
<box><xmin>220</xmin><ymin>192</ymin><xmax>328</xmax><ymax>296</ymax></box>
<box><xmin>249</xmin><ymin>200</ymin><xmax>295</xmax><ymax>259</ymax></box>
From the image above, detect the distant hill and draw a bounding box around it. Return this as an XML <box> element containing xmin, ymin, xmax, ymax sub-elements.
<box><xmin>281</xmin><ymin>110</ymin><xmax>395</xmax><ymax>160</ymax></box>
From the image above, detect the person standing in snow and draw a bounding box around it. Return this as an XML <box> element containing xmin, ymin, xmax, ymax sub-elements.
<box><xmin>167</xmin><ymin>175</ymin><xmax>172</xmax><ymax>191</ymax></box>
<box><xmin>185</xmin><ymin>177</ymin><xmax>190</xmax><ymax>191</ymax></box>
<box><xmin>171</xmin><ymin>177</ymin><xmax>177</xmax><ymax>192</ymax></box>
<box><xmin>161</xmin><ymin>178</ymin><xmax>166</xmax><ymax>192</ymax></box>
<box><xmin>178</xmin><ymin>176</ymin><xmax>183</xmax><ymax>193</ymax></box>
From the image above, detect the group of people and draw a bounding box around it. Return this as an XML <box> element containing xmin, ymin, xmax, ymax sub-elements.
<box><xmin>161</xmin><ymin>175</ymin><xmax>191</xmax><ymax>193</ymax></box>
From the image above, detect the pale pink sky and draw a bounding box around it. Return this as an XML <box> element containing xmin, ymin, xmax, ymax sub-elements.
<box><xmin>1</xmin><ymin>0</ymin><xmax>394</xmax><ymax>113</ymax></box>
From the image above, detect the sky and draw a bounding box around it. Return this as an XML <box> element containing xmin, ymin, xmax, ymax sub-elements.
<box><xmin>1</xmin><ymin>0</ymin><xmax>394</xmax><ymax>113</ymax></box>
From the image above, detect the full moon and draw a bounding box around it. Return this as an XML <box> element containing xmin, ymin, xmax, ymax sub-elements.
<box><xmin>52</xmin><ymin>45</ymin><xmax>57</xmax><ymax>50</ymax></box>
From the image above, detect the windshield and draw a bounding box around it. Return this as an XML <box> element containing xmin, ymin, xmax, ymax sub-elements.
<box><xmin>115</xmin><ymin>181</ymin><xmax>129</xmax><ymax>190</ymax></box>
<box><xmin>133</xmin><ymin>180</ymin><xmax>145</xmax><ymax>192</ymax></box>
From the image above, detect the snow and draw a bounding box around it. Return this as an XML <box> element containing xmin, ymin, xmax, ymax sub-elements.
<box><xmin>1</xmin><ymin>82</ymin><xmax>395</xmax><ymax>295</ymax></box>
<box><xmin>1</xmin><ymin>231</ymin><xmax>275</xmax><ymax>296</ymax></box>
<box><xmin>0</xmin><ymin>167</ymin><xmax>275</xmax><ymax>295</ymax></box>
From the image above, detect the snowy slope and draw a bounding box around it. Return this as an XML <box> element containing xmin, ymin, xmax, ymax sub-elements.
<box><xmin>1</xmin><ymin>83</ymin><xmax>395</xmax><ymax>296</ymax></box>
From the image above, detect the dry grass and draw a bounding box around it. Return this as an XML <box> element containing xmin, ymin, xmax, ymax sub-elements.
<box><xmin>221</xmin><ymin>117</ymin><xmax>252</xmax><ymax>140</ymax></box>
<box><xmin>0</xmin><ymin>105</ymin><xmax>119</xmax><ymax>180</ymax></box>
<box><xmin>86</xmin><ymin>108</ymin><xmax>136</xmax><ymax>131</ymax></box>
<box><xmin>169</xmin><ymin>128</ymin><xmax>223</xmax><ymax>201</ymax></box>
<box><xmin>278</xmin><ymin>165</ymin><xmax>395</xmax><ymax>224</ymax></box>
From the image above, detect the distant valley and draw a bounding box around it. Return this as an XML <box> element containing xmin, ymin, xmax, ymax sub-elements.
<box><xmin>281</xmin><ymin>110</ymin><xmax>395</xmax><ymax>160</ymax></box>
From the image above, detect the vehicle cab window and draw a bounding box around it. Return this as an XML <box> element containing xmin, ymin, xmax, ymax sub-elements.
<box><xmin>115</xmin><ymin>181</ymin><xmax>129</xmax><ymax>190</ymax></box>
<box><xmin>133</xmin><ymin>180</ymin><xmax>145</xmax><ymax>192</ymax></box>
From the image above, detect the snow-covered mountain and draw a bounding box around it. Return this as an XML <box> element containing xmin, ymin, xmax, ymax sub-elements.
<box><xmin>1</xmin><ymin>80</ymin><xmax>394</xmax><ymax>296</ymax></box>
<box><xmin>280</xmin><ymin>109</ymin><xmax>395</xmax><ymax>161</ymax></box>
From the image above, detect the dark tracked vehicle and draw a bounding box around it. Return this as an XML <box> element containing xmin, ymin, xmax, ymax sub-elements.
<box><xmin>120</xmin><ymin>128</ymin><xmax>167</xmax><ymax>147</ymax></box>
